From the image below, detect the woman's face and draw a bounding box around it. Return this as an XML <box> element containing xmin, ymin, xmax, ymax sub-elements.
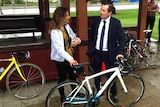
<box><xmin>63</xmin><ymin>11</ymin><xmax>71</xmax><ymax>24</ymax></box>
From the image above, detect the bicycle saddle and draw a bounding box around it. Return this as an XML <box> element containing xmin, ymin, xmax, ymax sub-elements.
<box><xmin>73</xmin><ymin>62</ymin><xmax>91</xmax><ymax>76</ymax></box>
<box><xmin>73</xmin><ymin>62</ymin><xmax>91</xmax><ymax>70</ymax></box>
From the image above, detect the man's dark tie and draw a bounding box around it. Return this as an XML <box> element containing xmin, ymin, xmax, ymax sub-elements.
<box><xmin>99</xmin><ymin>20</ymin><xmax>106</xmax><ymax>51</ymax></box>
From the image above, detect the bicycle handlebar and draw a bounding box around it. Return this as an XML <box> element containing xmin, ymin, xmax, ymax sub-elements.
<box><xmin>10</xmin><ymin>50</ymin><xmax>31</xmax><ymax>62</ymax></box>
<box><xmin>114</xmin><ymin>57</ymin><xmax>127</xmax><ymax>67</ymax></box>
<box><xmin>115</xmin><ymin>57</ymin><xmax>134</xmax><ymax>73</ymax></box>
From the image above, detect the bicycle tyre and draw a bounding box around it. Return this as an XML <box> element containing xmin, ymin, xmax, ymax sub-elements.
<box><xmin>107</xmin><ymin>73</ymin><xmax>145</xmax><ymax>107</ymax></box>
<box><xmin>6</xmin><ymin>63</ymin><xmax>45</xmax><ymax>99</ymax></box>
<box><xmin>145</xmin><ymin>42</ymin><xmax>160</xmax><ymax>66</ymax></box>
<box><xmin>45</xmin><ymin>80</ymin><xmax>89</xmax><ymax>107</ymax></box>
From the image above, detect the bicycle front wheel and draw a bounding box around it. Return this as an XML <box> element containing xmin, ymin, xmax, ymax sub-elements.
<box><xmin>6</xmin><ymin>63</ymin><xmax>45</xmax><ymax>99</ymax></box>
<box><xmin>145</xmin><ymin>42</ymin><xmax>160</xmax><ymax>66</ymax></box>
<box><xmin>45</xmin><ymin>80</ymin><xmax>89</xmax><ymax>107</ymax></box>
<box><xmin>107</xmin><ymin>73</ymin><xmax>145</xmax><ymax>107</ymax></box>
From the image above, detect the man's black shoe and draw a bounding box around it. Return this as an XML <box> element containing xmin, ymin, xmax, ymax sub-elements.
<box><xmin>112</xmin><ymin>94</ymin><xmax>119</xmax><ymax>103</ymax></box>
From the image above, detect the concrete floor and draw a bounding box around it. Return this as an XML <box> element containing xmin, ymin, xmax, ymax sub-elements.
<box><xmin>0</xmin><ymin>60</ymin><xmax>160</xmax><ymax>107</ymax></box>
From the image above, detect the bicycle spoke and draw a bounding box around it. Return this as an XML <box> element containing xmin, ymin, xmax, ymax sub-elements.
<box><xmin>6</xmin><ymin>63</ymin><xmax>45</xmax><ymax>99</ymax></box>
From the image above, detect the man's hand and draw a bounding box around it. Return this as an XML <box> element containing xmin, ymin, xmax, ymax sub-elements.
<box><xmin>116</xmin><ymin>54</ymin><xmax>124</xmax><ymax>60</ymax></box>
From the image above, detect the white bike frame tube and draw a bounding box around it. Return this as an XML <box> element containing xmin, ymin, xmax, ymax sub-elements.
<box><xmin>96</xmin><ymin>67</ymin><xmax>128</xmax><ymax>96</ymax></box>
<box><xmin>96</xmin><ymin>68</ymin><xmax>119</xmax><ymax>97</ymax></box>
<box><xmin>69</xmin><ymin>79</ymin><xmax>87</xmax><ymax>101</ymax></box>
<box><xmin>69</xmin><ymin>67</ymin><xmax>117</xmax><ymax>102</ymax></box>
<box><xmin>117</xmin><ymin>72</ymin><xmax>128</xmax><ymax>94</ymax></box>
<box><xmin>129</xmin><ymin>39</ymin><xmax>134</xmax><ymax>49</ymax></box>
<box><xmin>85</xmin><ymin>78</ymin><xmax>93</xmax><ymax>95</ymax></box>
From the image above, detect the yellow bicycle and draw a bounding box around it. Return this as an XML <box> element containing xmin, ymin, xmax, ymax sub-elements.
<box><xmin>0</xmin><ymin>51</ymin><xmax>45</xmax><ymax>99</ymax></box>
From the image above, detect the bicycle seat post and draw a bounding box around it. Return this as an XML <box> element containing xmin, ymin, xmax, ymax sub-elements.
<box><xmin>143</xmin><ymin>30</ymin><xmax>152</xmax><ymax>39</ymax></box>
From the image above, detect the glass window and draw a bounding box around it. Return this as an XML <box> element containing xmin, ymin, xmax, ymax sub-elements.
<box><xmin>85</xmin><ymin>0</ymin><xmax>139</xmax><ymax>27</ymax></box>
<box><xmin>0</xmin><ymin>0</ymin><xmax>45</xmax><ymax>47</ymax></box>
<box><xmin>0</xmin><ymin>0</ymin><xmax>39</xmax><ymax>15</ymax></box>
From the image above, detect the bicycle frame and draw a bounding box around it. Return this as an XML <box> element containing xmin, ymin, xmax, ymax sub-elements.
<box><xmin>126</xmin><ymin>30</ymin><xmax>151</xmax><ymax>58</ymax></box>
<box><xmin>0</xmin><ymin>55</ymin><xmax>27</xmax><ymax>82</ymax></box>
<box><xmin>127</xmin><ymin>39</ymin><xmax>143</xmax><ymax>58</ymax></box>
<box><xmin>67</xmin><ymin>66</ymin><xmax>128</xmax><ymax>104</ymax></box>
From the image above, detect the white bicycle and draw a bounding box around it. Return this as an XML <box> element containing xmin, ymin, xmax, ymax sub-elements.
<box><xmin>46</xmin><ymin>58</ymin><xmax>145</xmax><ymax>107</ymax></box>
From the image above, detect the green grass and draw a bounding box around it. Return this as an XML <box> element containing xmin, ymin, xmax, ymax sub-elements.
<box><xmin>71</xmin><ymin>9</ymin><xmax>159</xmax><ymax>40</ymax></box>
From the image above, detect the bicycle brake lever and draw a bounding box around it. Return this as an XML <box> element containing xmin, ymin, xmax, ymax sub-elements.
<box><xmin>25</xmin><ymin>51</ymin><xmax>31</xmax><ymax>59</ymax></box>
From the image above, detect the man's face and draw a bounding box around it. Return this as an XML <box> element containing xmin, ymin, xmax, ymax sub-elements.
<box><xmin>100</xmin><ymin>4</ymin><xmax>112</xmax><ymax>19</ymax></box>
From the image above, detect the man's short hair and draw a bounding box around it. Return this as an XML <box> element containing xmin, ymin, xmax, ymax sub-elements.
<box><xmin>101</xmin><ymin>1</ymin><xmax>113</xmax><ymax>13</ymax></box>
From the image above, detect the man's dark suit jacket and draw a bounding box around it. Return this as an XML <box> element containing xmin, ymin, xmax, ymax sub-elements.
<box><xmin>87</xmin><ymin>16</ymin><xmax>125</xmax><ymax>63</ymax></box>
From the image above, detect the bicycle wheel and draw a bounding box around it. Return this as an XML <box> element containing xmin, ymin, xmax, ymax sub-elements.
<box><xmin>45</xmin><ymin>80</ymin><xmax>89</xmax><ymax>107</ymax></box>
<box><xmin>145</xmin><ymin>42</ymin><xmax>160</xmax><ymax>66</ymax></box>
<box><xmin>6</xmin><ymin>63</ymin><xmax>45</xmax><ymax>99</ymax></box>
<box><xmin>107</xmin><ymin>73</ymin><xmax>145</xmax><ymax>107</ymax></box>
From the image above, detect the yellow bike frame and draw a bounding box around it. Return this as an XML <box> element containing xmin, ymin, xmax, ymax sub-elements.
<box><xmin>0</xmin><ymin>55</ymin><xmax>27</xmax><ymax>82</ymax></box>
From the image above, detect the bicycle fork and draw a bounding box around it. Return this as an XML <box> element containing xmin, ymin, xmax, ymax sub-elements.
<box><xmin>117</xmin><ymin>72</ymin><xmax>128</xmax><ymax>94</ymax></box>
<box><xmin>14</xmin><ymin>58</ymin><xmax>27</xmax><ymax>82</ymax></box>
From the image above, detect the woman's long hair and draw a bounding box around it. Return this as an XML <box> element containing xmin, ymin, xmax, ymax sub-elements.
<box><xmin>48</xmin><ymin>7</ymin><xmax>68</xmax><ymax>35</ymax></box>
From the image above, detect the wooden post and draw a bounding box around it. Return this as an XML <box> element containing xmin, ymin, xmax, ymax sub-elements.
<box><xmin>61</xmin><ymin>0</ymin><xmax>70</xmax><ymax>12</ymax></box>
<box><xmin>137</xmin><ymin>0</ymin><xmax>147</xmax><ymax>40</ymax></box>
<box><xmin>76</xmin><ymin>0</ymin><xmax>88</xmax><ymax>63</ymax></box>
<box><xmin>39</xmin><ymin>0</ymin><xmax>49</xmax><ymax>39</ymax></box>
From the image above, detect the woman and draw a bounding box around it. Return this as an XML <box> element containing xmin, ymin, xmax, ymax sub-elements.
<box><xmin>48</xmin><ymin>7</ymin><xmax>81</xmax><ymax>102</ymax></box>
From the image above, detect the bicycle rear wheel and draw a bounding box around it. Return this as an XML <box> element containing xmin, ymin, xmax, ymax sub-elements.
<box><xmin>145</xmin><ymin>42</ymin><xmax>160</xmax><ymax>66</ymax></box>
<box><xmin>107</xmin><ymin>73</ymin><xmax>145</xmax><ymax>107</ymax></box>
<box><xmin>6</xmin><ymin>63</ymin><xmax>45</xmax><ymax>99</ymax></box>
<box><xmin>45</xmin><ymin>80</ymin><xmax>89</xmax><ymax>107</ymax></box>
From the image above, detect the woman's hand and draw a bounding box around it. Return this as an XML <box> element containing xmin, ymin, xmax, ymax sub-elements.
<box><xmin>69</xmin><ymin>59</ymin><xmax>78</xmax><ymax>67</ymax></box>
<box><xmin>71</xmin><ymin>37</ymin><xmax>81</xmax><ymax>47</ymax></box>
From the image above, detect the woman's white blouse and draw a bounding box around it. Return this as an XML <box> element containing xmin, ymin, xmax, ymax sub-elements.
<box><xmin>50</xmin><ymin>24</ymin><xmax>79</xmax><ymax>62</ymax></box>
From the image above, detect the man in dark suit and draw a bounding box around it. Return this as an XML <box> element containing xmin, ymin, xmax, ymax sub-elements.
<box><xmin>87</xmin><ymin>2</ymin><xmax>125</xmax><ymax>103</ymax></box>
